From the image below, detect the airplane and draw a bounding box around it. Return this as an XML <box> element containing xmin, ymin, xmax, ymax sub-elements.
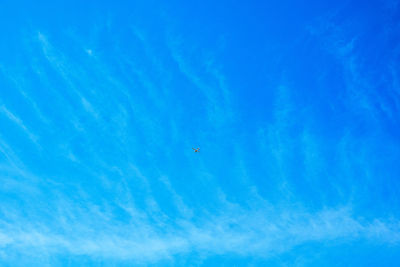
<box><xmin>192</xmin><ymin>147</ymin><xmax>200</xmax><ymax>152</ymax></box>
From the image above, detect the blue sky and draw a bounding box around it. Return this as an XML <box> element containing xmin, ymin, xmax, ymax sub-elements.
<box><xmin>0</xmin><ymin>0</ymin><xmax>400</xmax><ymax>266</ymax></box>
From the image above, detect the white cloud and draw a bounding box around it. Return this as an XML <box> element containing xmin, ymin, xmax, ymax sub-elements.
<box><xmin>0</xmin><ymin>204</ymin><xmax>398</xmax><ymax>263</ymax></box>
<box><xmin>0</xmin><ymin>105</ymin><xmax>39</xmax><ymax>144</ymax></box>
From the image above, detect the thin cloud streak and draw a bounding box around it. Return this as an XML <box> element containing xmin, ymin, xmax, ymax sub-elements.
<box><xmin>167</xmin><ymin>33</ymin><xmax>234</xmax><ymax>127</ymax></box>
<box><xmin>0</xmin><ymin>105</ymin><xmax>39</xmax><ymax>144</ymax></box>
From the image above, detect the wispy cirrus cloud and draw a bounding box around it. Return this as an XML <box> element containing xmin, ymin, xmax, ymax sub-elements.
<box><xmin>0</xmin><ymin>8</ymin><xmax>399</xmax><ymax>265</ymax></box>
<box><xmin>0</xmin><ymin>200</ymin><xmax>399</xmax><ymax>264</ymax></box>
<box><xmin>36</xmin><ymin>31</ymin><xmax>106</xmax><ymax>125</ymax></box>
<box><xmin>307</xmin><ymin>9</ymin><xmax>400</xmax><ymax>129</ymax></box>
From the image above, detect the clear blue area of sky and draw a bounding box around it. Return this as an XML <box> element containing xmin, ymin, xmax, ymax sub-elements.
<box><xmin>0</xmin><ymin>0</ymin><xmax>399</xmax><ymax>266</ymax></box>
